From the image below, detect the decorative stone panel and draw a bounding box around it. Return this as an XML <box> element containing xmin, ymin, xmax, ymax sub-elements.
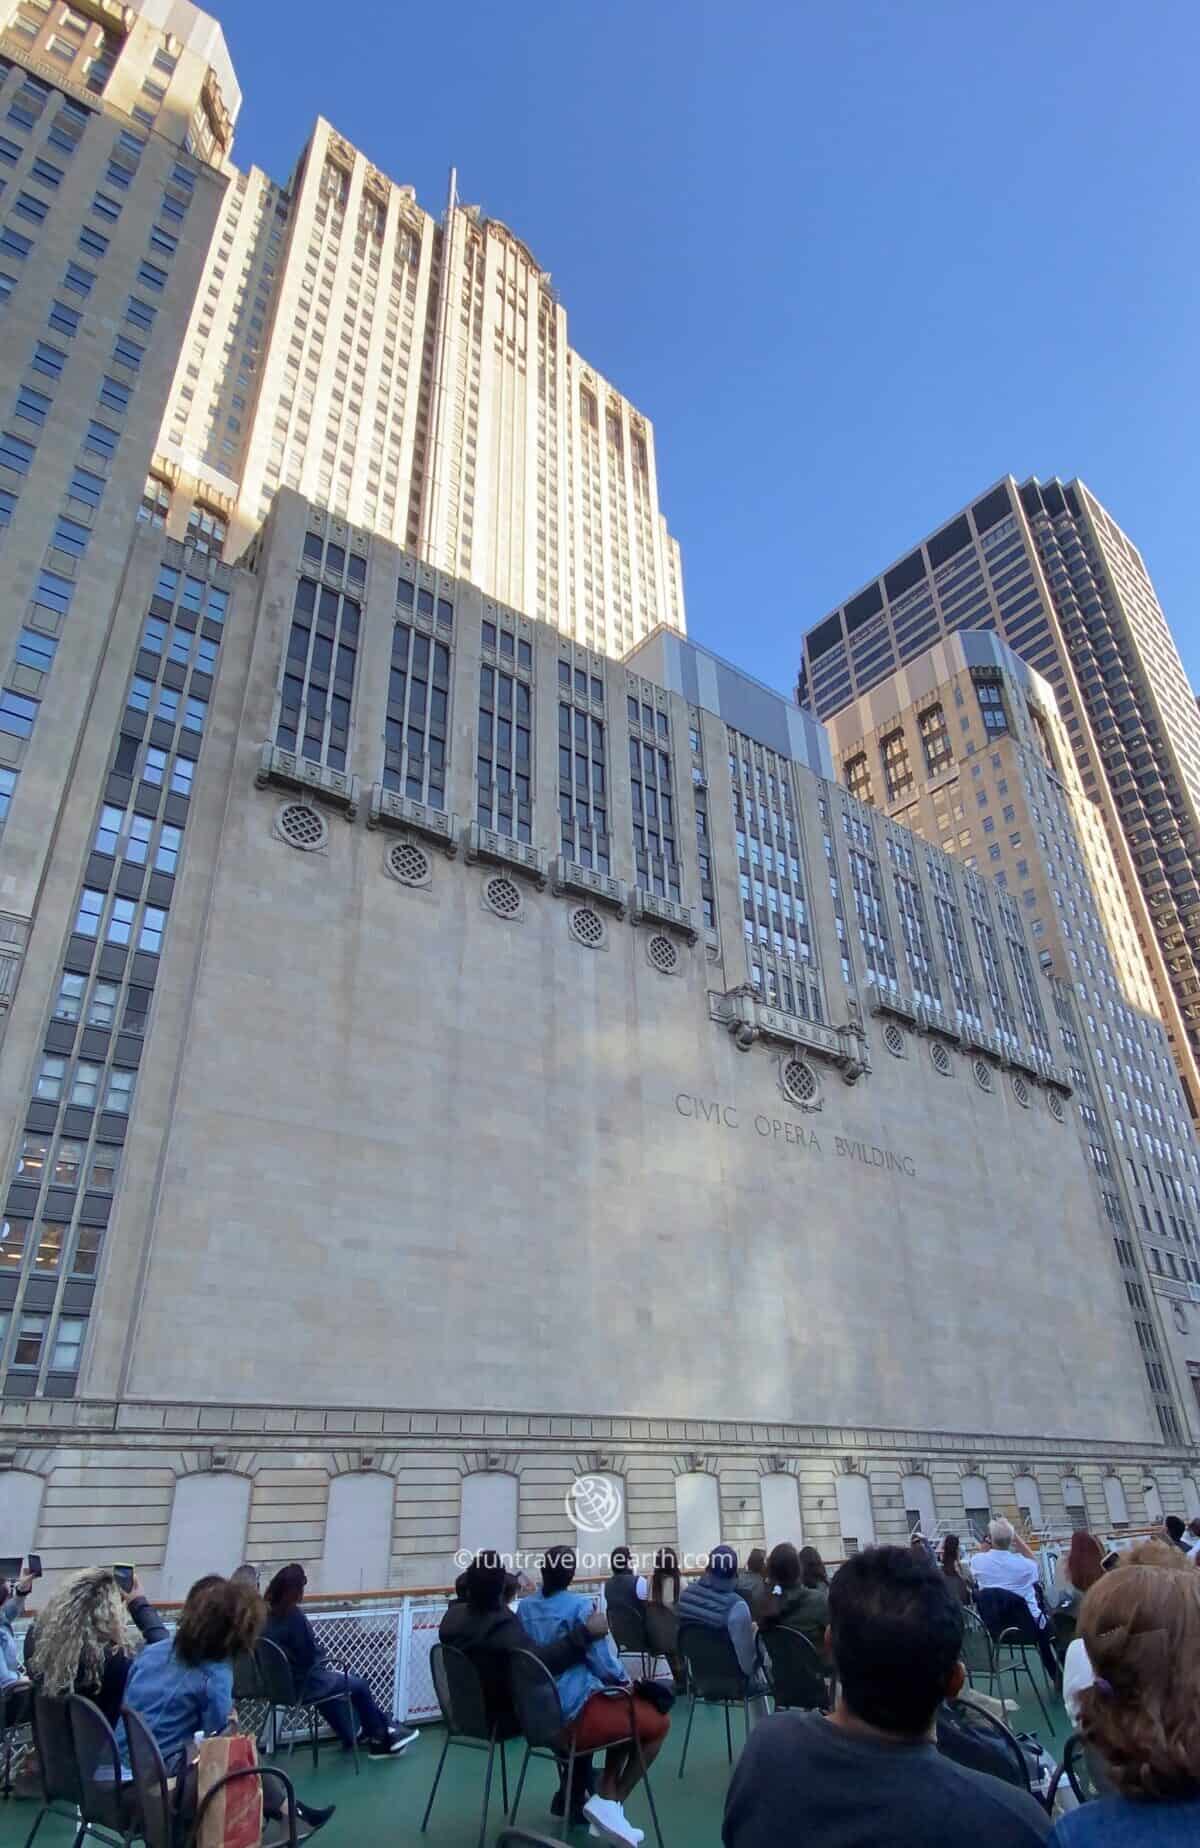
<box><xmin>366</xmin><ymin>784</ymin><xmax>458</xmax><ymax>855</ymax></box>
<box><xmin>256</xmin><ymin>742</ymin><xmax>359</xmax><ymax>818</ymax></box>
<box><xmin>464</xmin><ymin>821</ymin><xmax>547</xmax><ymax>889</ymax></box>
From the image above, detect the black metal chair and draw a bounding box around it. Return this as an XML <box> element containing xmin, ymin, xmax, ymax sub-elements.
<box><xmin>66</xmin><ymin>1693</ymin><xmax>141</xmax><ymax>1845</ymax></box>
<box><xmin>23</xmin><ymin>1691</ymin><xmax>88</xmax><ymax>1848</ymax></box>
<box><xmin>960</xmin><ymin>1609</ymin><xmax>995</xmax><ymax>1691</ymax></box>
<box><xmin>231</xmin><ymin>1649</ymin><xmax>271</xmax><ymax>1747</ymax></box>
<box><xmin>1</xmin><ymin>1681</ymin><xmax>33</xmax><ymax>1796</ymax></box>
<box><xmin>507</xmin><ymin>1649</ymin><xmax>663</xmax><ymax>1848</ymax></box>
<box><xmin>643</xmin><ymin>1604</ymin><xmax>681</xmax><ymax>1684</ymax></box>
<box><xmin>676</xmin><ymin>1624</ymin><xmax>758</xmax><ymax>1777</ymax></box>
<box><xmin>254</xmin><ymin>1636</ymin><xmax>359</xmax><ymax>1775</ymax></box>
<box><xmin>123</xmin><ymin>1703</ymin><xmax>306</xmax><ymax>1848</ymax></box>
<box><xmin>1045</xmin><ymin>1729</ymin><xmax>1105</xmax><ymax>1808</ymax></box>
<box><xmin>987</xmin><ymin>1626</ymin><xmax>1054</xmax><ymax>1730</ymax></box>
<box><xmin>606</xmin><ymin>1602</ymin><xmax>651</xmax><ymax>1680</ymax></box>
<box><xmin>937</xmin><ymin>1695</ymin><xmax>1031</xmax><ymax>1795</ymax></box>
<box><xmin>420</xmin><ymin>1644</ymin><xmax>510</xmax><ymax>1848</ymax></box>
<box><xmin>759</xmin><ymin>1626</ymin><xmax>828</xmax><ymax>1712</ymax></box>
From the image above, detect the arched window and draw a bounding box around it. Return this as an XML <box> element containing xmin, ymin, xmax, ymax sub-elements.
<box><xmin>759</xmin><ymin>1474</ymin><xmax>801</xmax><ymax>1550</ymax></box>
<box><xmin>900</xmin><ymin>1473</ymin><xmax>935</xmax><ymax>1540</ymax></box>
<box><xmin>834</xmin><ymin>1474</ymin><xmax>875</xmax><ymax>1555</ymax></box>
<box><xmin>1103</xmin><ymin>1476</ymin><xmax>1129</xmax><ymax>1529</ymax></box>
<box><xmin>674</xmin><ymin>1473</ymin><xmax>720</xmax><ymax>1567</ymax></box>
<box><xmin>161</xmin><ymin>1473</ymin><xmax>251</xmax><ymax>1600</ymax></box>
<box><xmin>1182</xmin><ymin>1475</ymin><xmax>1200</xmax><ymax>1522</ymax></box>
<box><xmin>960</xmin><ymin>1475</ymin><xmax>990</xmax><ymax>1542</ymax></box>
<box><xmin>1014</xmin><ymin>1475</ymin><xmax>1043</xmax><ymax>1531</ymax></box>
<box><xmin>459</xmin><ymin>1472</ymin><xmax>519</xmax><ymax>1562</ymax></box>
<box><xmin>0</xmin><ymin>1470</ymin><xmax>43</xmax><ymax>1564</ymax></box>
<box><xmin>319</xmin><ymin>1473</ymin><xmax>394</xmax><ymax>1593</ymax></box>
<box><xmin>1062</xmin><ymin>1476</ymin><xmax>1087</xmax><ymax>1530</ymax></box>
<box><xmin>1142</xmin><ymin>1478</ymin><xmax>1164</xmax><ymax>1525</ymax></box>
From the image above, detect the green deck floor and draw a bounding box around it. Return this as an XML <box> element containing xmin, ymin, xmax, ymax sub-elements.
<box><xmin>0</xmin><ymin>1678</ymin><xmax>1073</xmax><ymax>1848</ymax></box>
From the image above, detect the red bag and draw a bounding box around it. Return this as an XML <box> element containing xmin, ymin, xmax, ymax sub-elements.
<box><xmin>194</xmin><ymin>1734</ymin><xmax>263</xmax><ymax>1848</ymax></box>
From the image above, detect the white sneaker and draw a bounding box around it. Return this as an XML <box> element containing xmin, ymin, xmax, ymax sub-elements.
<box><xmin>588</xmin><ymin>1813</ymin><xmax>643</xmax><ymax>1846</ymax></box>
<box><xmin>582</xmin><ymin>1795</ymin><xmax>640</xmax><ymax>1846</ymax></box>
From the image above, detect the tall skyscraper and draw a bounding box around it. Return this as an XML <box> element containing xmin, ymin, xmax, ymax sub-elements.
<box><xmin>823</xmin><ymin>632</ymin><xmax>1200</xmax><ymax>1439</ymax></box>
<box><xmin>798</xmin><ymin>477</ymin><xmax>1200</xmax><ymax>1127</ymax></box>
<box><xmin>149</xmin><ymin>121</ymin><xmax>685</xmax><ymax>656</ymax></box>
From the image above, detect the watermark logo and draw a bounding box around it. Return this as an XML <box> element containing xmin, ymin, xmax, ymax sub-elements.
<box><xmin>565</xmin><ymin>1474</ymin><xmax>624</xmax><ymax>1535</ymax></box>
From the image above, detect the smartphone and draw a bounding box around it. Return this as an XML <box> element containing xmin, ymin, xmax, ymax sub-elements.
<box><xmin>113</xmin><ymin>1563</ymin><xmax>135</xmax><ymax>1594</ymax></box>
<box><xmin>0</xmin><ymin>1557</ymin><xmax>22</xmax><ymax>1584</ymax></box>
<box><xmin>1101</xmin><ymin>1550</ymin><xmax>1121</xmax><ymax>1573</ymax></box>
<box><xmin>26</xmin><ymin>1555</ymin><xmax>42</xmax><ymax>1579</ymax></box>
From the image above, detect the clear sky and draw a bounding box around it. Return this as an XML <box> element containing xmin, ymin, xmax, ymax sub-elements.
<box><xmin>216</xmin><ymin>0</ymin><xmax>1200</xmax><ymax>699</ymax></box>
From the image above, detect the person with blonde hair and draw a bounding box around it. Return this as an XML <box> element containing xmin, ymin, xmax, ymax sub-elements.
<box><xmin>1061</xmin><ymin>1540</ymin><xmax>1187</xmax><ymax>1725</ymax></box>
<box><xmin>27</xmin><ymin>1565</ymin><xmax>165</xmax><ymax>1726</ymax></box>
<box><xmin>1047</xmin><ymin>1563</ymin><xmax>1200</xmax><ymax>1844</ymax></box>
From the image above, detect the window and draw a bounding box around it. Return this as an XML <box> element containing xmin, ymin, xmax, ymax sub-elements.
<box><xmin>31</xmin><ymin>157</ymin><xmax>63</xmax><ymax>190</ymax></box>
<box><xmin>52</xmin><ymin>514</ymin><xmax>88</xmax><ymax>557</ymax></box>
<box><xmin>98</xmin><ymin>374</ymin><xmax>130</xmax><ymax>412</ymax></box>
<box><xmin>156</xmin><ymin>688</ymin><xmax>178</xmax><ymax>723</ymax></box>
<box><xmin>54</xmin><ymin>971</ymin><xmax>85</xmax><ymax>1020</ymax></box>
<box><xmin>182</xmin><ymin>696</ymin><xmax>206</xmax><ymax>733</ymax></box>
<box><xmin>91</xmin><ymin>190</ymin><xmax>122</xmax><ymax>222</ymax></box>
<box><xmin>47</xmin><ymin>299</ymin><xmax>79</xmax><ymax>336</ymax></box>
<box><xmin>34</xmin><ymin>1055</ymin><xmax>66</xmax><ymax>1101</ymax></box>
<box><xmin>0</xmin><ymin>430</ymin><xmax>35</xmax><ymax>473</ymax></box>
<box><xmin>138</xmin><ymin>907</ymin><xmax>165</xmax><ymax>954</ymax></box>
<box><xmin>126</xmin><ymin>295</ymin><xmax>155</xmax><ymax>331</ymax></box>
<box><xmin>0</xmin><ymin>229</ymin><xmax>34</xmax><ymax>262</ymax></box>
<box><xmin>77</xmin><ymin>225</ymin><xmax>107</xmax><ymax>258</ymax></box>
<box><xmin>87</xmin><ymin>980</ymin><xmax>119</xmax><ymax>1027</ymax></box>
<box><xmin>71</xmin><ymin>1063</ymin><xmax>101</xmax><ymax>1107</ymax></box>
<box><xmin>13</xmin><ymin>1135</ymin><xmax>48</xmax><ymax>1182</ymax></box>
<box><xmin>50</xmin><ymin>1316</ymin><xmax>85</xmax><ymax>1372</ymax></box>
<box><xmin>35</xmin><ymin>1223</ymin><xmax>66</xmax><ymax>1271</ymax></box>
<box><xmin>105</xmin><ymin>897</ymin><xmax>135</xmax><ymax>944</ymax></box>
<box><xmin>137</xmin><ymin>259</ymin><xmax>167</xmax><ymax>291</ymax></box>
<box><xmin>88</xmin><ymin>1146</ymin><xmax>120</xmax><ymax>1191</ymax></box>
<box><xmin>70</xmin><ymin>1228</ymin><xmax>102</xmax><ymax>1276</ymax></box>
<box><xmin>170</xmin><ymin>757</ymin><xmax>193</xmax><ymax>796</ymax></box>
<box><xmin>148</xmin><ymin>225</ymin><xmax>177</xmax><ymax>256</ymax></box>
<box><xmin>16</xmin><ymin>385</ymin><xmax>51</xmax><ymax>425</ymax></box>
<box><xmin>0</xmin><ymin>691</ymin><xmax>39</xmax><ymax>738</ymax></box>
<box><xmin>0</xmin><ymin>269</ymin><xmax>16</xmax><ymax>306</ymax></box>
<box><xmin>124</xmin><ymin>815</ymin><xmax>151</xmax><ymax>864</ymax></box>
<box><xmin>0</xmin><ymin>1220</ymin><xmax>28</xmax><ymax>1270</ymax></box>
<box><xmin>53</xmin><ymin>1141</ymin><xmax>83</xmax><ymax>1186</ymax></box>
<box><xmin>143</xmin><ymin>746</ymin><xmax>167</xmax><ymax>785</ymax></box>
<box><xmin>83</xmin><ymin>419</ymin><xmax>118</xmax><ymax>460</ymax></box>
<box><xmin>15</xmin><ymin>629</ymin><xmax>56</xmax><ymax>672</ymax></box>
<box><xmin>112</xmin><ymin>335</ymin><xmax>143</xmax><ymax>370</ymax></box>
<box><xmin>0</xmin><ymin>766</ymin><xmax>16</xmax><ymax>820</ymax></box>
<box><xmin>127</xmin><ymin>675</ymin><xmax>153</xmax><ymax>712</ymax></box>
<box><xmin>31</xmin><ymin>341</ymin><xmax>66</xmax><ymax>378</ymax></box>
<box><xmin>69</xmin><ymin>465</ymin><xmax>104</xmax><ymax>508</ymax></box>
<box><xmin>32</xmin><ymin>570</ymin><xmax>71</xmax><ymax>621</ymax></box>
<box><xmin>13</xmin><ymin>1314</ymin><xmax>46</xmax><ymax>1369</ymax></box>
<box><xmin>104</xmin><ymin>1068</ymin><xmax>135</xmax><ymax>1112</ymax></box>
<box><xmin>14</xmin><ymin>190</ymin><xmax>49</xmax><ymax>223</ymax></box>
<box><xmin>155</xmin><ymin>825</ymin><xmax>181</xmax><ymax>874</ymax></box>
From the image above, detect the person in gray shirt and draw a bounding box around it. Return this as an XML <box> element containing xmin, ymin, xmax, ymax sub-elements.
<box><xmin>723</xmin><ymin>1545</ymin><xmax>1050</xmax><ymax>1848</ymax></box>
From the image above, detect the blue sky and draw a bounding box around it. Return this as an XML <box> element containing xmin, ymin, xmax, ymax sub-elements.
<box><xmin>218</xmin><ymin>0</ymin><xmax>1200</xmax><ymax>698</ymax></box>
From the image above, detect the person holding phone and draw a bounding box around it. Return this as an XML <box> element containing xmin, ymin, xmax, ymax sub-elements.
<box><xmin>0</xmin><ymin>1559</ymin><xmax>35</xmax><ymax>1707</ymax></box>
<box><xmin>26</xmin><ymin>1564</ymin><xmax>167</xmax><ymax>1726</ymax></box>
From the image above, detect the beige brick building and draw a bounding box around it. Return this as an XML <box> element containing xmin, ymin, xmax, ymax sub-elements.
<box><xmin>826</xmin><ymin>634</ymin><xmax>1200</xmax><ymax>1441</ymax></box>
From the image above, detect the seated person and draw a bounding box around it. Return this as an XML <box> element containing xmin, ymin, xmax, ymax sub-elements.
<box><xmin>1062</xmin><ymin>1539</ymin><xmax>1182</xmax><ymax>1726</ymax></box>
<box><xmin>677</xmin><ymin>1545</ymin><xmax>766</xmax><ymax>1688</ymax></box>
<box><xmin>757</xmin><ymin>1543</ymin><xmax>829</xmax><ymax>1657</ymax></box>
<box><xmin>940</xmin><ymin>1534</ymin><xmax>975</xmax><ymax>1609</ymax></box>
<box><xmin>519</xmin><ymin>1544</ymin><xmax>669</xmax><ymax>1848</ymax></box>
<box><xmin>264</xmin><ymin>1563</ymin><xmax>416</xmax><ymax>1757</ymax></box>
<box><xmin>439</xmin><ymin>1551</ymin><xmax>604</xmax><ymax>1825</ymax></box>
<box><xmin>722</xmin><ymin>1545</ymin><xmax>1051</xmax><ymax>1848</ymax></box>
<box><xmin>605</xmin><ymin>1547</ymin><xmax>649</xmax><ymax>1637</ymax></box>
<box><xmin>734</xmin><ymin>1549</ymin><xmax>769</xmax><ymax>1612</ymax></box>
<box><xmin>0</xmin><ymin>1565</ymin><xmax>33</xmax><ymax>1705</ymax></box>
<box><xmin>1162</xmin><ymin>1515</ymin><xmax>1190</xmax><ymax>1556</ymax></box>
<box><xmin>27</xmin><ymin>1565</ymin><xmax>166</xmax><ymax>1726</ymax></box>
<box><xmin>1047</xmin><ymin>1563</ymin><xmax>1200</xmax><ymax>1846</ymax></box>
<box><xmin>969</xmin><ymin>1519</ymin><xmax>1060</xmax><ymax>1683</ymax></box>
<box><xmin>122</xmin><ymin>1576</ymin><xmax>334</xmax><ymax>1835</ymax></box>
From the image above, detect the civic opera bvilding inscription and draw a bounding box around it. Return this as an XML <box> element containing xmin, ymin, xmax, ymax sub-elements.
<box><xmin>0</xmin><ymin>489</ymin><xmax>1193</xmax><ymax>1591</ymax></box>
<box><xmin>674</xmin><ymin>1094</ymin><xmax>917</xmax><ymax>1176</ymax></box>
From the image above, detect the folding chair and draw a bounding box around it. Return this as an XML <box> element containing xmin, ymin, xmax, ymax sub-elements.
<box><xmin>420</xmin><ymin>1644</ymin><xmax>510</xmax><ymax>1848</ymax></box>
<box><xmin>676</xmin><ymin>1624</ymin><xmax>756</xmax><ymax>1777</ymax></box>
<box><xmin>507</xmin><ymin>1650</ymin><xmax>663</xmax><ymax>1848</ymax></box>
<box><xmin>254</xmin><ymin>1636</ymin><xmax>359</xmax><ymax>1776</ymax></box>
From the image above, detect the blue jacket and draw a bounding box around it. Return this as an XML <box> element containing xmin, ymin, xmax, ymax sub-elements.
<box><xmin>118</xmin><ymin>1640</ymin><xmax>233</xmax><ymax>1770</ymax></box>
<box><xmin>517</xmin><ymin>1589</ymin><xmax>627</xmax><ymax>1723</ymax></box>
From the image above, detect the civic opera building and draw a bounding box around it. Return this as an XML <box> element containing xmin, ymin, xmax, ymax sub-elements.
<box><xmin>3</xmin><ymin>485</ymin><xmax>1199</xmax><ymax>1591</ymax></box>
